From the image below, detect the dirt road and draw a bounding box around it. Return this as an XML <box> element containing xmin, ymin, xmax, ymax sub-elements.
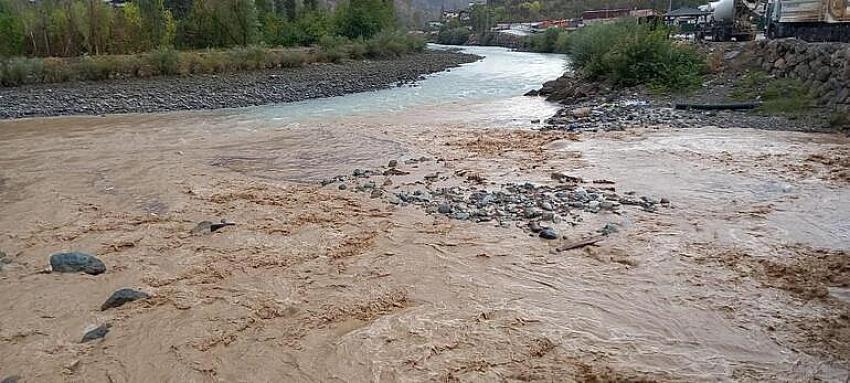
<box><xmin>0</xmin><ymin>110</ymin><xmax>848</xmax><ymax>382</ymax></box>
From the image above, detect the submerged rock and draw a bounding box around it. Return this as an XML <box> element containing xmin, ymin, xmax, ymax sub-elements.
<box><xmin>191</xmin><ymin>220</ymin><xmax>235</xmax><ymax>235</ymax></box>
<box><xmin>599</xmin><ymin>223</ymin><xmax>620</xmax><ymax>236</ymax></box>
<box><xmin>50</xmin><ymin>252</ymin><xmax>106</xmax><ymax>275</ymax></box>
<box><xmin>81</xmin><ymin>324</ymin><xmax>110</xmax><ymax>343</ymax></box>
<box><xmin>0</xmin><ymin>251</ymin><xmax>9</xmax><ymax>270</ymax></box>
<box><xmin>539</xmin><ymin>228</ymin><xmax>559</xmax><ymax>240</ymax></box>
<box><xmin>101</xmin><ymin>288</ymin><xmax>150</xmax><ymax>311</ymax></box>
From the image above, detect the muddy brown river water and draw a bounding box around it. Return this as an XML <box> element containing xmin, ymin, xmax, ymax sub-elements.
<box><xmin>1</xmin><ymin>46</ymin><xmax>849</xmax><ymax>382</ymax></box>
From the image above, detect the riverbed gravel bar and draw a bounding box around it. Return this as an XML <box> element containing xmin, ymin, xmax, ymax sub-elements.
<box><xmin>0</xmin><ymin>50</ymin><xmax>480</xmax><ymax>119</ymax></box>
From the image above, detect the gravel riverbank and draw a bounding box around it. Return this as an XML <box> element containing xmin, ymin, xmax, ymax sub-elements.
<box><xmin>530</xmin><ymin>72</ymin><xmax>837</xmax><ymax>133</ymax></box>
<box><xmin>0</xmin><ymin>50</ymin><xmax>480</xmax><ymax>119</ymax></box>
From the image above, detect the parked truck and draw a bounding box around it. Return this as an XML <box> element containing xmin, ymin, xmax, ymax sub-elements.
<box><xmin>765</xmin><ymin>0</ymin><xmax>850</xmax><ymax>42</ymax></box>
<box><xmin>695</xmin><ymin>0</ymin><xmax>760</xmax><ymax>41</ymax></box>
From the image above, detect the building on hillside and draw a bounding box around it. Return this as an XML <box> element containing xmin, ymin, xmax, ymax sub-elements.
<box><xmin>535</xmin><ymin>19</ymin><xmax>582</xmax><ymax>30</ymax></box>
<box><xmin>581</xmin><ymin>9</ymin><xmax>631</xmax><ymax>24</ymax></box>
<box><xmin>428</xmin><ymin>21</ymin><xmax>445</xmax><ymax>30</ymax></box>
<box><xmin>442</xmin><ymin>9</ymin><xmax>470</xmax><ymax>22</ymax></box>
<box><xmin>581</xmin><ymin>8</ymin><xmax>659</xmax><ymax>24</ymax></box>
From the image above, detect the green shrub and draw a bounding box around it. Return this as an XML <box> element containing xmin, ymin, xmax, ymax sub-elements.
<box><xmin>0</xmin><ymin>57</ymin><xmax>37</xmax><ymax>86</ymax></box>
<box><xmin>730</xmin><ymin>70</ymin><xmax>769</xmax><ymax>100</ymax></box>
<box><xmin>147</xmin><ymin>47</ymin><xmax>179</xmax><ymax>75</ymax></box>
<box><xmin>278</xmin><ymin>51</ymin><xmax>308</xmax><ymax>68</ymax></box>
<box><xmin>403</xmin><ymin>33</ymin><xmax>427</xmax><ymax>52</ymax></box>
<box><xmin>179</xmin><ymin>51</ymin><xmax>204</xmax><ymax>74</ymax></box>
<box><xmin>529</xmin><ymin>28</ymin><xmax>565</xmax><ymax>53</ymax></box>
<box><xmin>365</xmin><ymin>31</ymin><xmax>404</xmax><ymax>58</ymax></box>
<box><xmin>478</xmin><ymin>31</ymin><xmax>495</xmax><ymax>46</ymax></box>
<box><xmin>436</xmin><ymin>27</ymin><xmax>471</xmax><ymax>45</ymax></box>
<box><xmin>760</xmin><ymin>78</ymin><xmax>813</xmax><ymax>114</ymax></box>
<box><xmin>828</xmin><ymin>110</ymin><xmax>850</xmax><ymax>131</ymax></box>
<box><xmin>76</xmin><ymin>56</ymin><xmax>115</xmax><ymax>81</ymax></box>
<box><xmin>732</xmin><ymin>72</ymin><xmax>814</xmax><ymax>114</ymax></box>
<box><xmin>200</xmin><ymin>51</ymin><xmax>229</xmax><ymax>73</ymax></box>
<box><xmin>116</xmin><ymin>55</ymin><xmax>144</xmax><ymax>77</ymax></box>
<box><xmin>347</xmin><ymin>40</ymin><xmax>368</xmax><ymax>59</ymax></box>
<box><xmin>568</xmin><ymin>21</ymin><xmax>705</xmax><ymax>91</ymax></box>
<box><xmin>43</xmin><ymin>57</ymin><xmax>72</xmax><ymax>82</ymax></box>
<box><xmin>554</xmin><ymin>32</ymin><xmax>569</xmax><ymax>53</ymax></box>
<box><xmin>365</xmin><ymin>31</ymin><xmax>424</xmax><ymax>58</ymax></box>
<box><xmin>234</xmin><ymin>45</ymin><xmax>269</xmax><ymax>70</ymax></box>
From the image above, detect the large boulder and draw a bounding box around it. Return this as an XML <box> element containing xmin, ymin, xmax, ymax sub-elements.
<box><xmin>49</xmin><ymin>252</ymin><xmax>106</xmax><ymax>275</ymax></box>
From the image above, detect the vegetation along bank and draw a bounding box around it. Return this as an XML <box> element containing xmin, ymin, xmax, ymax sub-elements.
<box><xmin>526</xmin><ymin>21</ymin><xmax>849</xmax><ymax>132</ymax></box>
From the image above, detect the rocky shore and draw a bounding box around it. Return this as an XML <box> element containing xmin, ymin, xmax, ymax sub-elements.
<box><xmin>530</xmin><ymin>67</ymin><xmax>835</xmax><ymax>133</ymax></box>
<box><xmin>0</xmin><ymin>50</ymin><xmax>480</xmax><ymax>119</ymax></box>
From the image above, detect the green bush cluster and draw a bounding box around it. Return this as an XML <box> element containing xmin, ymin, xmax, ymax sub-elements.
<box><xmin>568</xmin><ymin>21</ymin><xmax>706</xmax><ymax>91</ymax></box>
<box><xmin>320</xmin><ymin>31</ymin><xmax>426</xmax><ymax>62</ymax></box>
<box><xmin>0</xmin><ymin>33</ymin><xmax>425</xmax><ymax>86</ymax></box>
<box><xmin>528</xmin><ymin>28</ymin><xmax>569</xmax><ymax>53</ymax></box>
<box><xmin>436</xmin><ymin>27</ymin><xmax>472</xmax><ymax>45</ymax></box>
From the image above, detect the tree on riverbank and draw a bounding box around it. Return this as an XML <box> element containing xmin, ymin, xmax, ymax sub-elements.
<box><xmin>0</xmin><ymin>0</ymin><xmax>397</xmax><ymax>58</ymax></box>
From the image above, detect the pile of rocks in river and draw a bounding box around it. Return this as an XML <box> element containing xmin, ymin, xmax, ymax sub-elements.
<box><xmin>540</xmin><ymin>98</ymin><xmax>813</xmax><ymax>132</ymax></box>
<box><xmin>323</xmin><ymin>160</ymin><xmax>668</xmax><ymax>240</ymax></box>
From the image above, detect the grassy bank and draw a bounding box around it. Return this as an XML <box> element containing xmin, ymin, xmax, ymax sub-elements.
<box><xmin>0</xmin><ymin>32</ymin><xmax>425</xmax><ymax>87</ymax></box>
<box><xmin>731</xmin><ymin>71</ymin><xmax>814</xmax><ymax>114</ymax></box>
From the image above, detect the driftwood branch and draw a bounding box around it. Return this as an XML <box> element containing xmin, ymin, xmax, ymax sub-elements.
<box><xmin>555</xmin><ymin>235</ymin><xmax>606</xmax><ymax>252</ymax></box>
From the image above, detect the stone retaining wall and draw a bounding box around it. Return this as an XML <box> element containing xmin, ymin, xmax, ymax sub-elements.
<box><xmin>750</xmin><ymin>39</ymin><xmax>850</xmax><ymax>109</ymax></box>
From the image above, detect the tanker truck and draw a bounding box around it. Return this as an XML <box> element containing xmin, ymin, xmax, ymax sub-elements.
<box><xmin>765</xmin><ymin>0</ymin><xmax>850</xmax><ymax>42</ymax></box>
<box><xmin>694</xmin><ymin>0</ymin><xmax>760</xmax><ymax>41</ymax></box>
